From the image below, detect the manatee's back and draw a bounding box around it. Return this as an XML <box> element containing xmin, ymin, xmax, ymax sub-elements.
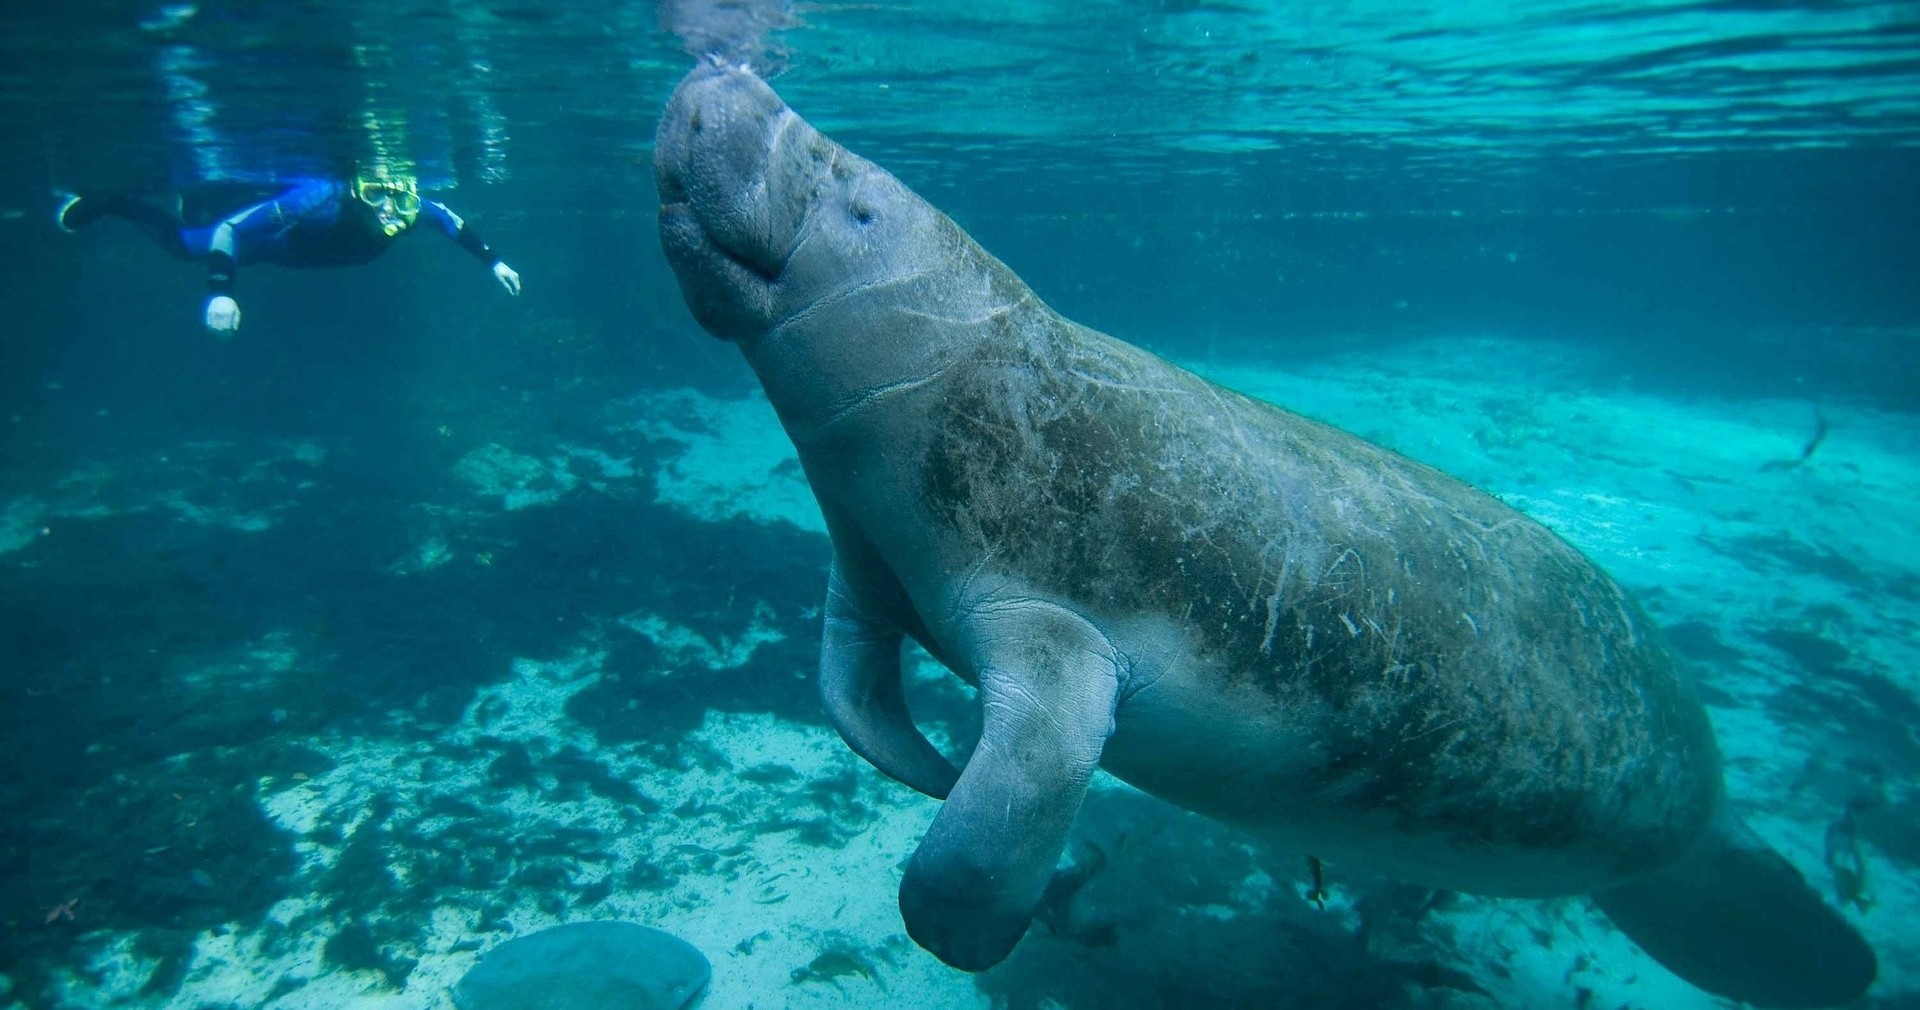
<box><xmin>917</xmin><ymin>314</ymin><xmax>1720</xmax><ymax>886</ymax></box>
<box><xmin>916</xmin><ymin>316</ymin><xmax>1875</xmax><ymax>1006</ymax></box>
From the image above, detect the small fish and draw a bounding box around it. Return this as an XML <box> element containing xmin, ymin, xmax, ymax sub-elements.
<box><xmin>790</xmin><ymin>949</ymin><xmax>883</xmax><ymax>992</ymax></box>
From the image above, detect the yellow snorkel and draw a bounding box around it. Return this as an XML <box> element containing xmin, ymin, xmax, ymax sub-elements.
<box><xmin>353</xmin><ymin>177</ymin><xmax>421</xmax><ymax>237</ymax></box>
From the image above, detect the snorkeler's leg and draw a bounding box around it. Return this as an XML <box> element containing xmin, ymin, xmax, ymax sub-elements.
<box><xmin>58</xmin><ymin>193</ymin><xmax>191</xmax><ymax>257</ymax></box>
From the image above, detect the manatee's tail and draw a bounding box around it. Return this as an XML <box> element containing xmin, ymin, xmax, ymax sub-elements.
<box><xmin>1593</xmin><ymin>808</ymin><xmax>1876</xmax><ymax>1008</ymax></box>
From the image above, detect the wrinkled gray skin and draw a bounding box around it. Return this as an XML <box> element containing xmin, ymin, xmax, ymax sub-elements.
<box><xmin>654</xmin><ymin>62</ymin><xmax>1873</xmax><ymax>1007</ymax></box>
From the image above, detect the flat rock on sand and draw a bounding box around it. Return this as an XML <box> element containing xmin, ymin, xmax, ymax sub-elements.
<box><xmin>452</xmin><ymin>921</ymin><xmax>711</xmax><ymax>1010</ymax></box>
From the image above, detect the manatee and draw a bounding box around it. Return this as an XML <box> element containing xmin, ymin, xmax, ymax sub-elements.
<box><xmin>651</xmin><ymin>60</ymin><xmax>1877</xmax><ymax>1008</ymax></box>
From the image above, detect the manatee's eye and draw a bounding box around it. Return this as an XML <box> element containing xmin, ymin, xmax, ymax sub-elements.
<box><xmin>850</xmin><ymin>203</ymin><xmax>874</xmax><ymax>225</ymax></box>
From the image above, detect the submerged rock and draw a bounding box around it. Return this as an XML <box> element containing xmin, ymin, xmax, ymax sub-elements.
<box><xmin>452</xmin><ymin>921</ymin><xmax>710</xmax><ymax>1010</ymax></box>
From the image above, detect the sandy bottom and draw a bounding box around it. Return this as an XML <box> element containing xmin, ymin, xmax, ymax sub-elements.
<box><xmin>5</xmin><ymin>335</ymin><xmax>1913</xmax><ymax>1009</ymax></box>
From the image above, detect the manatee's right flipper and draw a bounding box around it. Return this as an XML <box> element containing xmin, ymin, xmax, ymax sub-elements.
<box><xmin>1594</xmin><ymin>808</ymin><xmax>1876</xmax><ymax>1009</ymax></box>
<box><xmin>898</xmin><ymin>601</ymin><xmax>1121</xmax><ymax>971</ymax></box>
<box><xmin>819</xmin><ymin>559</ymin><xmax>961</xmax><ymax>799</ymax></box>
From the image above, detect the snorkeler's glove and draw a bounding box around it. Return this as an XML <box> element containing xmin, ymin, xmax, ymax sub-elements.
<box><xmin>492</xmin><ymin>261</ymin><xmax>522</xmax><ymax>296</ymax></box>
<box><xmin>204</xmin><ymin>294</ymin><xmax>241</xmax><ymax>336</ymax></box>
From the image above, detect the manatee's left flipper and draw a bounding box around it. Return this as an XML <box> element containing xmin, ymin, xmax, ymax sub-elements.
<box><xmin>898</xmin><ymin>600</ymin><xmax>1122</xmax><ymax>971</ymax></box>
<box><xmin>819</xmin><ymin>558</ymin><xmax>962</xmax><ymax>799</ymax></box>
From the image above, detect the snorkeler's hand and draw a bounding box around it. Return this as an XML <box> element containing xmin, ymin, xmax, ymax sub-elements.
<box><xmin>492</xmin><ymin>261</ymin><xmax>521</xmax><ymax>296</ymax></box>
<box><xmin>204</xmin><ymin>295</ymin><xmax>241</xmax><ymax>336</ymax></box>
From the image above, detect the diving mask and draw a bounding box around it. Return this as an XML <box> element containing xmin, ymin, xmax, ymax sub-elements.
<box><xmin>354</xmin><ymin>178</ymin><xmax>421</xmax><ymax>236</ymax></box>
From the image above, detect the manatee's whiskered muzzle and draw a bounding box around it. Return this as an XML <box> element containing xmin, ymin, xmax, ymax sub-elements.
<box><xmin>655</xmin><ymin>61</ymin><xmax>803</xmax><ymax>339</ymax></box>
<box><xmin>654</xmin><ymin>61</ymin><xmax>799</xmax><ymax>281</ymax></box>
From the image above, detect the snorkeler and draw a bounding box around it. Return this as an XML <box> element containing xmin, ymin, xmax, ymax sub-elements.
<box><xmin>56</xmin><ymin>176</ymin><xmax>522</xmax><ymax>336</ymax></box>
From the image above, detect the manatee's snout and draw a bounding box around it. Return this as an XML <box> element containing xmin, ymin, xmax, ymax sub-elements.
<box><xmin>656</xmin><ymin>61</ymin><xmax>789</xmax><ymax>269</ymax></box>
<box><xmin>655</xmin><ymin>61</ymin><xmax>804</xmax><ymax>338</ymax></box>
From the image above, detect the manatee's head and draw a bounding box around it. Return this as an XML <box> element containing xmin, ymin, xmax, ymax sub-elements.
<box><xmin>654</xmin><ymin>60</ymin><xmax>947</xmax><ymax>343</ymax></box>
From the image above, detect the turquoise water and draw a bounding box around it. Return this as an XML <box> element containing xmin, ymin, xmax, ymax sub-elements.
<box><xmin>2</xmin><ymin>2</ymin><xmax>1917</xmax><ymax>1008</ymax></box>
<box><xmin>9</xmin><ymin>2</ymin><xmax>1919</xmax><ymax>197</ymax></box>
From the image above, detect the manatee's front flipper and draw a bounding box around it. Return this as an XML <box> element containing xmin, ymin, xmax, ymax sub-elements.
<box><xmin>898</xmin><ymin>601</ymin><xmax>1122</xmax><ymax>971</ymax></box>
<box><xmin>1594</xmin><ymin>808</ymin><xmax>1876</xmax><ymax>1009</ymax></box>
<box><xmin>819</xmin><ymin>560</ymin><xmax>962</xmax><ymax>799</ymax></box>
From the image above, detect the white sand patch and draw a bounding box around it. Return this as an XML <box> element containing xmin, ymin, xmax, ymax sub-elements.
<box><xmin>620</xmin><ymin>603</ymin><xmax>786</xmax><ymax>671</ymax></box>
<box><xmin>610</xmin><ymin>389</ymin><xmax>824</xmax><ymax>533</ymax></box>
<box><xmin>451</xmin><ymin>441</ymin><xmax>640</xmax><ymax>511</ymax></box>
<box><xmin>454</xmin><ymin>648</ymin><xmax>610</xmax><ymax>749</ymax></box>
<box><xmin>452</xmin><ymin>442</ymin><xmax>580</xmax><ymax>510</ymax></box>
<box><xmin>387</xmin><ymin>535</ymin><xmax>454</xmax><ymax>575</ymax></box>
<box><xmin>1438</xmin><ymin>896</ymin><xmax>1718</xmax><ymax>1010</ymax></box>
<box><xmin>58</xmin><ymin>934</ymin><xmax>163</xmax><ymax>1006</ymax></box>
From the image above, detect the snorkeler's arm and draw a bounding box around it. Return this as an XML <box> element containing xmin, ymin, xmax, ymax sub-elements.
<box><xmin>421</xmin><ymin>199</ymin><xmax>499</xmax><ymax>265</ymax></box>
<box><xmin>201</xmin><ymin>216</ymin><xmax>242</xmax><ymax>334</ymax></box>
<box><xmin>422</xmin><ymin>199</ymin><xmax>521</xmax><ymax>295</ymax></box>
<box><xmin>197</xmin><ymin>182</ymin><xmax>312</xmax><ymax>334</ymax></box>
<box><xmin>201</xmin><ymin>200</ymin><xmax>269</xmax><ymax>334</ymax></box>
<box><xmin>206</xmin><ymin>220</ymin><xmax>237</xmax><ymax>297</ymax></box>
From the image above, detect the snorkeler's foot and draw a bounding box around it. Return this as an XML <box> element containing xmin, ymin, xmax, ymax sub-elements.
<box><xmin>54</xmin><ymin>192</ymin><xmax>96</xmax><ymax>233</ymax></box>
